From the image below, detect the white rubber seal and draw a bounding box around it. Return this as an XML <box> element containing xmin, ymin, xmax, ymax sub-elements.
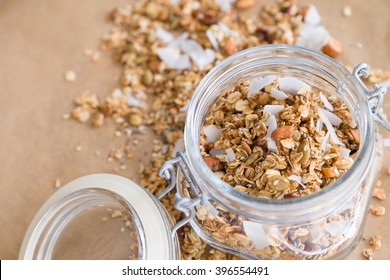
<box><xmin>19</xmin><ymin>174</ymin><xmax>174</xmax><ymax>260</ymax></box>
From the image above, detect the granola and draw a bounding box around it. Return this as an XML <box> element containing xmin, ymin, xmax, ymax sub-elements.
<box><xmin>200</xmin><ymin>78</ymin><xmax>358</xmax><ymax>199</ymax></box>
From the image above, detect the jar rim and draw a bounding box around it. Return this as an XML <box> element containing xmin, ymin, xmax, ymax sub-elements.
<box><xmin>184</xmin><ymin>45</ymin><xmax>375</xmax><ymax>221</ymax></box>
<box><xmin>19</xmin><ymin>174</ymin><xmax>179</xmax><ymax>260</ymax></box>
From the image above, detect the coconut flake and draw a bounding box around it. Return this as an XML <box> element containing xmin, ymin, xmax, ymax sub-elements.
<box><xmin>173</xmin><ymin>56</ymin><xmax>192</xmax><ymax>69</ymax></box>
<box><xmin>270</xmin><ymin>87</ymin><xmax>288</xmax><ymax>100</ymax></box>
<box><xmin>318</xmin><ymin>108</ymin><xmax>344</xmax><ymax>146</ymax></box>
<box><xmin>168</xmin><ymin>32</ymin><xmax>189</xmax><ymax>48</ymax></box>
<box><xmin>304</xmin><ymin>5</ymin><xmax>321</xmax><ymax>26</ymax></box>
<box><xmin>180</xmin><ymin>39</ymin><xmax>215</xmax><ymax>68</ymax></box>
<box><xmin>318</xmin><ymin>108</ymin><xmax>342</xmax><ymax>126</ymax></box>
<box><xmin>266</xmin><ymin>140</ymin><xmax>278</xmax><ymax>154</ymax></box>
<box><xmin>226</xmin><ymin>148</ymin><xmax>236</xmax><ymax>163</ymax></box>
<box><xmin>206</xmin><ymin>29</ymin><xmax>219</xmax><ymax>51</ymax></box>
<box><xmin>112</xmin><ymin>88</ymin><xmax>122</xmax><ymax>97</ymax></box>
<box><xmin>339</xmin><ymin>147</ymin><xmax>351</xmax><ymax>159</ymax></box>
<box><xmin>160</xmin><ymin>144</ymin><xmax>169</xmax><ymax>154</ymax></box>
<box><xmin>278</xmin><ymin>77</ymin><xmax>311</xmax><ymax>94</ymax></box>
<box><xmin>172</xmin><ymin>137</ymin><xmax>185</xmax><ymax>157</ymax></box>
<box><xmin>197</xmin><ymin>48</ymin><xmax>216</xmax><ymax>68</ymax></box>
<box><xmin>288</xmin><ymin>175</ymin><xmax>302</xmax><ymax>183</ymax></box>
<box><xmin>263</xmin><ymin>105</ymin><xmax>284</xmax><ymax>116</ymax></box>
<box><xmin>180</xmin><ymin>39</ymin><xmax>203</xmax><ymax>56</ymax></box>
<box><xmin>247</xmin><ymin>75</ymin><xmax>276</xmax><ymax>97</ymax></box>
<box><xmin>125</xmin><ymin>94</ymin><xmax>141</xmax><ymax>107</ymax></box>
<box><xmin>209</xmin><ymin>148</ymin><xmax>225</xmax><ymax>157</ymax></box>
<box><xmin>204</xmin><ymin>125</ymin><xmax>221</xmax><ymax>143</ymax></box>
<box><xmin>265</xmin><ymin>115</ymin><xmax>277</xmax><ymax>136</ymax></box>
<box><xmin>179</xmin><ymin>102</ymin><xmax>189</xmax><ymax>113</ymax></box>
<box><xmin>320</xmin><ymin>92</ymin><xmax>334</xmax><ymax>111</ymax></box>
<box><xmin>203</xmin><ymin>200</ymin><xmax>219</xmax><ymax>217</ymax></box>
<box><xmin>321</xmin><ymin>131</ymin><xmax>330</xmax><ymax>151</ymax></box>
<box><xmin>216</xmin><ymin>0</ymin><xmax>234</xmax><ymax>12</ymax></box>
<box><xmin>296</xmin><ymin>25</ymin><xmax>330</xmax><ymax>52</ymax></box>
<box><xmin>383</xmin><ymin>138</ymin><xmax>390</xmax><ymax>147</ymax></box>
<box><xmin>350</xmin><ymin>118</ymin><xmax>357</xmax><ymax>128</ymax></box>
<box><xmin>156</xmin><ymin>47</ymin><xmax>191</xmax><ymax>70</ymax></box>
<box><xmin>217</xmin><ymin>22</ymin><xmax>240</xmax><ymax>38</ymax></box>
<box><xmin>288</xmin><ymin>175</ymin><xmax>307</xmax><ymax>189</ymax></box>
<box><xmin>265</xmin><ymin>115</ymin><xmax>278</xmax><ymax>154</ymax></box>
<box><xmin>316</xmin><ymin>119</ymin><xmax>323</xmax><ymax>131</ymax></box>
<box><xmin>155</xmin><ymin>26</ymin><xmax>174</xmax><ymax>43</ymax></box>
<box><xmin>325</xmin><ymin>220</ymin><xmax>349</xmax><ymax>236</ymax></box>
<box><xmin>243</xmin><ymin>221</ymin><xmax>270</xmax><ymax>250</ymax></box>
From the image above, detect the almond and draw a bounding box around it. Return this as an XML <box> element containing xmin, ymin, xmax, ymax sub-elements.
<box><xmin>203</xmin><ymin>156</ymin><xmax>220</xmax><ymax>168</ymax></box>
<box><xmin>271</xmin><ymin>126</ymin><xmax>295</xmax><ymax>141</ymax></box>
<box><xmin>349</xmin><ymin>128</ymin><xmax>360</xmax><ymax>144</ymax></box>
<box><xmin>235</xmin><ymin>0</ymin><xmax>256</xmax><ymax>10</ymax></box>
<box><xmin>225</xmin><ymin>37</ymin><xmax>241</xmax><ymax>56</ymax></box>
<box><xmin>322</xmin><ymin>37</ymin><xmax>342</xmax><ymax>58</ymax></box>
<box><xmin>322</xmin><ymin>167</ymin><xmax>340</xmax><ymax>178</ymax></box>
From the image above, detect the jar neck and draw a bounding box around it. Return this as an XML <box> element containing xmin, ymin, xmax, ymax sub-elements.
<box><xmin>185</xmin><ymin>45</ymin><xmax>375</xmax><ymax>223</ymax></box>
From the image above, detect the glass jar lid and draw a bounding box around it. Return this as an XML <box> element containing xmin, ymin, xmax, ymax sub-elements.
<box><xmin>19</xmin><ymin>174</ymin><xmax>179</xmax><ymax>260</ymax></box>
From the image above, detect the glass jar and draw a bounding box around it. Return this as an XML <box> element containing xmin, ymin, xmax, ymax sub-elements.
<box><xmin>158</xmin><ymin>45</ymin><xmax>388</xmax><ymax>260</ymax></box>
<box><xmin>19</xmin><ymin>174</ymin><xmax>180</xmax><ymax>260</ymax></box>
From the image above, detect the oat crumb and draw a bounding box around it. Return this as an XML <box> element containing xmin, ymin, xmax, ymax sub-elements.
<box><xmin>90</xmin><ymin>51</ymin><xmax>101</xmax><ymax>63</ymax></box>
<box><xmin>54</xmin><ymin>178</ymin><xmax>61</xmax><ymax>188</ymax></box>
<box><xmin>101</xmin><ymin>217</ymin><xmax>108</xmax><ymax>222</ymax></box>
<box><xmin>75</xmin><ymin>145</ymin><xmax>82</xmax><ymax>152</ymax></box>
<box><xmin>369</xmin><ymin>205</ymin><xmax>386</xmax><ymax>216</ymax></box>
<box><xmin>115</xmin><ymin>130</ymin><xmax>122</xmax><ymax>137</ymax></box>
<box><xmin>83</xmin><ymin>49</ymin><xmax>101</xmax><ymax>63</ymax></box>
<box><xmin>362</xmin><ymin>248</ymin><xmax>374</xmax><ymax>260</ymax></box>
<box><xmin>83</xmin><ymin>49</ymin><xmax>93</xmax><ymax>57</ymax></box>
<box><xmin>373</xmin><ymin>187</ymin><xmax>386</xmax><ymax>201</ymax></box>
<box><xmin>342</xmin><ymin>6</ymin><xmax>352</xmax><ymax>17</ymax></box>
<box><xmin>62</xmin><ymin>113</ymin><xmax>70</xmax><ymax>120</ymax></box>
<box><xmin>64</xmin><ymin>70</ymin><xmax>77</xmax><ymax>82</ymax></box>
<box><xmin>369</xmin><ymin>235</ymin><xmax>382</xmax><ymax>250</ymax></box>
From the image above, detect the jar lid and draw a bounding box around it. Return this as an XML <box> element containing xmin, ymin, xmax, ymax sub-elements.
<box><xmin>19</xmin><ymin>174</ymin><xmax>179</xmax><ymax>260</ymax></box>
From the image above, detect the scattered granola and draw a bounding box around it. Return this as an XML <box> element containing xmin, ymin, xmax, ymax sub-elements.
<box><xmin>200</xmin><ymin>77</ymin><xmax>358</xmax><ymax>199</ymax></box>
<box><xmin>66</xmin><ymin>0</ymin><xmax>388</xmax><ymax>260</ymax></box>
